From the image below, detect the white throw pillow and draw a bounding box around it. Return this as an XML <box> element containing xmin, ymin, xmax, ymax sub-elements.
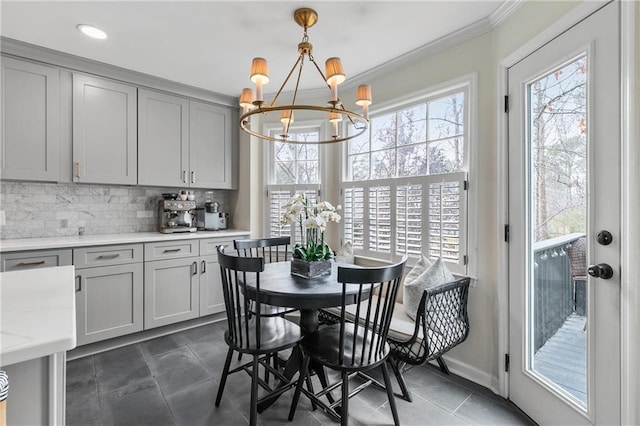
<box><xmin>403</xmin><ymin>257</ymin><xmax>455</xmax><ymax>321</ymax></box>
<box><xmin>402</xmin><ymin>254</ymin><xmax>432</xmax><ymax>286</ymax></box>
<box><xmin>335</xmin><ymin>241</ymin><xmax>355</xmax><ymax>264</ymax></box>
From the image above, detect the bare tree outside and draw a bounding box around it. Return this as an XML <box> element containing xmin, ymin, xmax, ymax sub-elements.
<box><xmin>530</xmin><ymin>56</ymin><xmax>587</xmax><ymax>241</ymax></box>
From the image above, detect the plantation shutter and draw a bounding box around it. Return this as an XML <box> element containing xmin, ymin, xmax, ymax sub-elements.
<box><xmin>426</xmin><ymin>172</ymin><xmax>467</xmax><ymax>270</ymax></box>
<box><xmin>266</xmin><ymin>185</ymin><xmax>320</xmax><ymax>244</ymax></box>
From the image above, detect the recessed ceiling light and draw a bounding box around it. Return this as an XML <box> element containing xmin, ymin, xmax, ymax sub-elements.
<box><xmin>76</xmin><ymin>24</ymin><xmax>107</xmax><ymax>40</ymax></box>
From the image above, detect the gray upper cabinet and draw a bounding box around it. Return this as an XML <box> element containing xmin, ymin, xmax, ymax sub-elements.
<box><xmin>189</xmin><ymin>101</ymin><xmax>233</xmax><ymax>189</ymax></box>
<box><xmin>1</xmin><ymin>57</ymin><xmax>60</xmax><ymax>182</ymax></box>
<box><xmin>73</xmin><ymin>74</ymin><xmax>137</xmax><ymax>185</ymax></box>
<box><xmin>138</xmin><ymin>88</ymin><xmax>235</xmax><ymax>189</ymax></box>
<box><xmin>138</xmin><ymin>89</ymin><xmax>189</xmax><ymax>187</ymax></box>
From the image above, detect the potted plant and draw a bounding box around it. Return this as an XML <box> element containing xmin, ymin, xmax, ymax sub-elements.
<box><xmin>280</xmin><ymin>192</ymin><xmax>341</xmax><ymax>278</ymax></box>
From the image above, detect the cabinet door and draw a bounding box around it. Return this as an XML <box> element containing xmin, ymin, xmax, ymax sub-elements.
<box><xmin>1</xmin><ymin>57</ymin><xmax>60</xmax><ymax>181</ymax></box>
<box><xmin>189</xmin><ymin>100</ymin><xmax>233</xmax><ymax>189</ymax></box>
<box><xmin>138</xmin><ymin>89</ymin><xmax>189</xmax><ymax>187</ymax></box>
<box><xmin>76</xmin><ymin>263</ymin><xmax>144</xmax><ymax>345</ymax></box>
<box><xmin>144</xmin><ymin>258</ymin><xmax>199</xmax><ymax>329</ymax></box>
<box><xmin>199</xmin><ymin>254</ymin><xmax>225</xmax><ymax>316</ymax></box>
<box><xmin>73</xmin><ymin>74</ymin><xmax>137</xmax><ymax>185</ymax></box>
<box><xmin>1</xmin><ymin>249</ymin><xmax>72</xmax><ymax>272</ymax></box>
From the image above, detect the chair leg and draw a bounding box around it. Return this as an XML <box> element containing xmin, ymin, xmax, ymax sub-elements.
<box><xmin>264</xmin><ymin>354</ymin><xmax>271</xmax><ymax>383</ymax></box>
<box><xmin>340</xmin><ymin>371</ymin><xmax>349</xmax><ymax>426</ymax></box>
<box><xmin>389</xmin><ymin>359</ymin><xmax>412</xmax><ymax>402</ymax></box>
<box><xmin>215</xmin><ymin>347</ymin><xmax>234</xmax><ymax>406</ymax></box>
<box><xmin>288</xmin><ymin>354</ymin><xmax>311</xmax><ymax>421</ymax></box>
<box><xmin>381</xmin><ymin>361</ymin><xmax>400</xmax><ymax>426</ymax></box>
<box><xmin>250</xmin><ymin>355</ymin><xmax>260</xmax><ymax>426</ymax></box>
<box><xmin>305</xmin><ymin>374</ymin><xmax>317</xmax><ymax>411</ymax></box>
<box><xmin>436</xmin><ymin>357</ymin><xmax>450</xmax><ymax>374</ymax></box>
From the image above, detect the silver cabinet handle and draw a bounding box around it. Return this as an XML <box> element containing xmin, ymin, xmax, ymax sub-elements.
<box><xmin>192</xmin><ymin>261</ymin><xmax>198</xmax><ymax>275</ymax></box>
<box><xmin>163</xmin><ymin>248</ymin><xmax>181</xmax><ymax>253</ymax></box>
<box><xmin>201</xmin><ymin>260</ymin><xmax>206</xmax><ymax>273</ymax></box>
<box><xmin>97</xmin><ymin>254</ymin><xmax>120</xmax><ymax>259</ymax></box>
<box><xmin>191</xmin><ymin>171</ymin><xmax>195</xmax><ymax>184</ymax></box>
<box><xmin>17</xmin><ymin>260</ymin><xmax>46</xmax><ymax>267</ymax></box>
<box><xmin>75</xmin><ymin>162</ymin><xmax>81</xmax><ymax>178</ymax></box>
<box><xmin>76</xmin><ymin>275</ymin><xmax>81</xmax><ymax>292</ymax></box>
<box><xmin>182</xmin><ymin>170</ymin><xmax>187</xmax><ymax>183</ymax></box>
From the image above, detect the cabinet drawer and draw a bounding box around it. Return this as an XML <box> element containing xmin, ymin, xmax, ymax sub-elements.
<box><xmin>145</xmin><ymin>240</ymin><xmax>199</xmax><ymax>261</ymax></box>
<box><xmin>199</xmin><ymin>239</ymin><xmax>234</xmax><ymax>256</ymax></box>
<box><xmin>1</xmin><ymin>249</ymin><xmax>72</xmax><ymax>272</ymax></box>
<box><xmin>74</xmin><ymin>244</ymin><xmax>143</xmax><ymax>268</ymax></box>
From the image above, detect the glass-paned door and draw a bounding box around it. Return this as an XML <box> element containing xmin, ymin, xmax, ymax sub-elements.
<box><xmin>508</xmin><ymin>3</ymin><xmax>620</xmax><ymax>424</ymax></box>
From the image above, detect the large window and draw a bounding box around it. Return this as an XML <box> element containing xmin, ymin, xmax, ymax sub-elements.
<box><xmin>265</xmin><ymin>124</ymin><xmax>322</xmax><ymax>243</ymax></box>
<box><xmin>342</xmin><ymin>84</ymin><xmax>470</xmax><ymax>273</ymax></box>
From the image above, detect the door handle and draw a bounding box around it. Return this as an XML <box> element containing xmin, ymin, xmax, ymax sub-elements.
<box><xmin>191</xmin><ymin>171</ymin><xmax>195</xmax><ymax>184</ymax></box>
<box><xmin>182</xmin><ymin>170</ymin><xmax>187</xmax><ymax>184</ymax></box>
<box><xmin>75</xmin><ymin>275</ymin><xmax>81</xmax><ymax>292</ymax></box>
<box><xmin>587</xmin><ymin>263</ymin><xmax>614</xmax><ymax>279</ymax></box>
<box><xmin>192</xmin><ymin>261</ymin><xmax>198</xmax><ymax>275</ymax></box>
<box><xmin>201</xmin><ymin>260</ymin><xmax>206</xmax><ymax>273</ymax></box>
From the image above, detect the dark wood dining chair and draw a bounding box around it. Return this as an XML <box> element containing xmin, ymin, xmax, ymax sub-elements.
<box><xmin>288</xmin><ymin>257</ymin><xmax>407</xmax><ymax>426</ymax></box>
<box><xmin>234</xmin><ymin>237</ymin><xmax>298</xmax><ymax>380</ymax></box>
<box><xmin>215</xmin><ymin>245</ymin><xmax>302</xmax><ymax>426</ymax></box>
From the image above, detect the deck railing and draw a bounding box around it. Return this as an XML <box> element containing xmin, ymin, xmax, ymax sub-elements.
<box><xmin>532</xmin><ymin>233</ymin><xmax>585</xmax><ymax>352</ymax></box>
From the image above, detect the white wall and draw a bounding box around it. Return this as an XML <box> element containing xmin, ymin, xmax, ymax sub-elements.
<box><xmin>234</xmin><ymin>0</ymin><xmax>638</xmax><ymax>393</ymax></box>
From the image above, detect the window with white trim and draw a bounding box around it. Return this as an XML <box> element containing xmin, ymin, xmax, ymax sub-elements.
<box><xmin>342</xmin><ymin>84</ymin><xmax>469</xmax><ymax>274</ymax></box>
<box><xmin>265</xmin><ymin>124</ymin><xmax>322</xmax><ymax>244</ymax></box>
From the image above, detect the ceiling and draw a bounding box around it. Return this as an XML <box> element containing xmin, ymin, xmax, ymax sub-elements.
<box><xmin>1</xmin><ymin>1</ymin><xmax>514</xmax><ymax>100</ymax></box>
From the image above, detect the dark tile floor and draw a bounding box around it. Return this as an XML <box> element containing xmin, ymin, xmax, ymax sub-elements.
<box><xmin>66</xmin><ymin>322</ymin><xmax>535</xmax><ymax>425</ymax></box>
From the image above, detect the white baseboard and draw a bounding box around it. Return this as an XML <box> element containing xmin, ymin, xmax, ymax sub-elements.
<box><xmin>432</xmin><ymin>355</ymin><xmax>501</xmax><ymax>396</ymax></box>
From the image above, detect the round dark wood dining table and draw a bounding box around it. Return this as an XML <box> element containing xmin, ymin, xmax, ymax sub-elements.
<box><xmin>242</xmin><ymin>260</ymin><xmax>368</xmax><ymax>412</ymax></box>
<box><xmin>242</xmin><ymin>260</ymin><xmax>368</xmax><ymax>334</ymax></box>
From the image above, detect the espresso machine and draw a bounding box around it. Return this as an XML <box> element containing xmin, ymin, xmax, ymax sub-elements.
<box><xmin>158</xmin><ymin>198</ymin><xmax>197</xmax><ymax>233</ymax></box>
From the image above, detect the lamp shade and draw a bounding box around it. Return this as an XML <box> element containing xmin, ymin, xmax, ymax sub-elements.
<box><xmin>280</xmin><ymin>110</ymin><xmax>294</xmax><ymax>124</ymax></box>
<box><xmin>328</xmin><ymin>111</ymin><xmax>342</xmax><ymax>122</ymax></box>
<box><xmin>355</xmin><ymin>84</ymin><xmax>372</xmax><ymax>106</ymax></box>
<box><xmin>325</xmin><ymin>57</ymin><xmax>346</xmax><ymax>85</ymax></box>
<box><xmin>239</xmin><ymin>88</ymin><xmax>255</xmax><ymax>109</ymax></box>
<box><xmin>250</xmin><ymin>57</ymin><xmax>270</xmax><ymax>84</ymax></box>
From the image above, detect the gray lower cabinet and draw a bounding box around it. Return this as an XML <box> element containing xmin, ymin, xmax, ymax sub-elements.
<box><xmin>74</xmin><ymin>244</ymin><xmax>144</xmax><ymax>346</ymax></box>
<box><xmin>1</xmin><ymin>56</ymin><xmax>60</xmax><ymax>181</ymax></box>
<box><xmin>199</xmin><ymin>254</ymin><xmax>224</xmax><ymax>316</ymax></box>
<box><xmin>1</xmin><ymin>249</ymin><xmax>72</xmax><ymax>272</ymax></box>
<box><xmin>199</xmin><ymin>238</ymin><xmax>232</xmax><ymax>316</ymax></box>
<box><xmin>72</xmin><ymin>73</ymin><xmax>137</xmax><ymax>185</ymax></box>
<box><xmin>76</xmin><ymin>262</ymin><xmax>144</xmax><ymax>346</ymax></box>
<box><xmin>144</xmin><ymin>257</ymin><xmax>200</xmax><ymax>329</ymax></box>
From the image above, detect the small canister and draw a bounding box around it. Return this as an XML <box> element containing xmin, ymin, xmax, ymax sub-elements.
<box><xmin>218</xmin><ymin>212</ymin><xmax>228</xmax><ymax>230</ymax></box>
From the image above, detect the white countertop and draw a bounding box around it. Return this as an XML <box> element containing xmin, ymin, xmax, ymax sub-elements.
<box><xmin>1</xmin><ymin>265</ymin><xmax>77</xmax><ymax>366</ymax></box>
<box><xmin>0</xmin><ymin>229</ymin><xmax>250</xmax><ymax>253</ymax></box>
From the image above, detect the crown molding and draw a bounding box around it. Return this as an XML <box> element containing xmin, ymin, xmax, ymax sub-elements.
<box><xmin>489</xmin><ymin>0</ymin><xmax>526</xmax><ymax>27</ymax></box>
<box><xmin>270</xmin><ymin>0</ymin><xmax>525</xmax><ymax>100</ymax></box>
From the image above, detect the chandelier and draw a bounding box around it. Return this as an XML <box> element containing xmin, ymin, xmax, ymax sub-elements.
<box><xmin>238</xmin><ymin>7</ymin><xmax>372</xmax><ymax>144</ymax></box>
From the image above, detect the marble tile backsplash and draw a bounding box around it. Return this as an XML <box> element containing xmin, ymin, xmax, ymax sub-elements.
<box><xmin>0</xmin><ymin>182</ymin><xmax>230</xmax><ymax>240</ymax></box>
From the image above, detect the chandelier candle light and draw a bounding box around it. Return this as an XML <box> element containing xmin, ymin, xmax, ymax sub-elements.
<box><xmin>281</xmin><ymin>192</ymin><xmax>341</xmax><ymax>278</ymax></box>
<box><xmin>239</xmin><ymin>7</ymin><xmax>372</xmax><ymax>144</ymax></box>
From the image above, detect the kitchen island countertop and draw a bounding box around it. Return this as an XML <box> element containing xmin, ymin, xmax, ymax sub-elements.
<box><xmin>1</xmin><ymin>265</ymin><xmax>77</xmax><ymax>366</ymax></box>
